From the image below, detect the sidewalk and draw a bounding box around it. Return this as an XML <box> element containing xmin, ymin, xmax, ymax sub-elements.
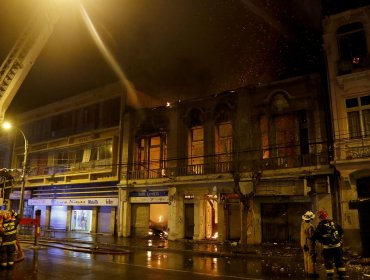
<box><xmin>20</xmin><ymin>230</ymin><xmax>365</xmax><ymax>262</ymax></box>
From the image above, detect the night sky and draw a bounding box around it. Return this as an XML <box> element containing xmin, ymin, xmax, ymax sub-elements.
<box><xmin>0</xmin><ymin>0</ymin><xmax>324</xmax><ymax>116</ymax></box>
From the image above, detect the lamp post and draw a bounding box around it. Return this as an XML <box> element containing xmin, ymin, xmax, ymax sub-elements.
<box><xmin>2</xmin><ymin>121</ymin><xmax>28</xmax><ymax>218</ymax></box>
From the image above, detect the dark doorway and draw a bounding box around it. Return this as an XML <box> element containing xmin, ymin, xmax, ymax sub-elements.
<box><xmin>226</xmin><ymin>202</ymin><xmax>241</xmax><ymax>241</ymax></box>
<box><xmin>358</xmin><ymin>201</ymin><xmax>370</xmax><ymax>257</ymax></box>
<box><xmin>356</xmin><ymin>177</ymin><xmax>370</xmax><ymax>257</ymax></box>
<box><xmin>261</xmin><ymin>203</ymin><xmax>311</xmax><ymax>243</ymax></box>
<box><xmin>262</xmin><ymin>204</ymin><xmax>289</xmax><ymax>243</ymax></box>
<box><xmin>184</xmin><ymin>204</ymin><xmax>194</xmax><ymax>239</ymax></box>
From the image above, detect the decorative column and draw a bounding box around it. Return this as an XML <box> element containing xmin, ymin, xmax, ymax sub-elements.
<box><xmin>240</xmin><ymin>201</ymin><xmax>247</xmax><ymax>244</ymax></box>
<box><xmin>117</xmin><ymin>188</ymin><xmax>124</xmax><ymax>237</ymax></box>
<box><xmin>110</xmin><ymin>206</ymin><xmax>116</xmax><ymax>235</ymax></box>
<box><xmin>217</xmin><ymin>195</ymin><xmax>226</xmax><ymax>242</ymax></box>
<box><xmin>193</xmin><ymin>193</ymin><xmax>206</xmax><ymax>240</ymax></box>
<box><xmin>168</xmin><ymin>187</ymin><xmax>184</xmax><ymax>240</ymax></box>
<box><xmin>91</xmin><ymin>206</ymin><xmax>98</xmax><ymax>233</ymax></box>
<box><xmin>45</xmin><ymin>206</ymin><xmax>51</xmax><ymax>229</ymax></box>
<box><xmin>249</xmin><ymin>201</ymin><xmax>261</xmax><ymax>244</ymax></box>
<box><xmin>66</xmin><ymin>206</ymin><xmax>72</xmax><ymax>231</ymax></box>
<box><xmin>118</xmin><ymin>188</ymin><xmax>131</xmax><ymax>237</ymax></box>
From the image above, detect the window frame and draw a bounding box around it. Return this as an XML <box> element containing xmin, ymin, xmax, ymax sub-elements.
<box><xmin>135</xmin><ymin>134</ymin><xmax>167</xmax><ymax>172</ymax></box>
<box><xmin>345</xmin><ymin>95</ymin><xmax>370</xmax><ymax>139</ymax></box>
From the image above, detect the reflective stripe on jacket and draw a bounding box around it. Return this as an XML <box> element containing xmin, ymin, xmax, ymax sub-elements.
<box><xmin>323</xmin><ymin>243</ymin><xmax>341</xmax><ymax>249</ymax></box>
<box><xmin>1</xmin><ymin>217</ymin><xmax>19</xmax><ymax>246</ymax></box>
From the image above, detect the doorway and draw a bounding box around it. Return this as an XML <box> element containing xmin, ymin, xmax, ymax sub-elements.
<box><xmin>261</xmin><ymin>203</ymin><xmax>310</xmax><ymax>243</ymax></box>
<box><xmin>131</xmin><ymin>204</ymin><xmax>150</xmax><ymax>237</ymax></box>
<box><xmin>356</xmin><ymin>177</ymin><xmax>370</xmax><ymax>257</ymax></box>
<box><xmin>184</xmin><ymin>204</ymin><xmax>194</xmax><ymax>239</ymax></box>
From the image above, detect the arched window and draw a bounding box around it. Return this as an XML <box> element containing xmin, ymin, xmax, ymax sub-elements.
<box><xmin>214</xmin><ymin>103</ymin><xmax>233</xmax><ymax>172</ymax></box>
<box><xmin>187</xmin><ymin>108</ymin><xmax>205</xmax><ymax>174</ymax></box>
<box><xmin>134</xmin><ymin>116</ymin><xmax>168</xmax><ymax>178</ymax></box>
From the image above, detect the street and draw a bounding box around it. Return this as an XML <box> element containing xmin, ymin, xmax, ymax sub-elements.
<box><xmin>0</xmin><ymin>242</ymin><xmax>369</xmax><ymax>279</ymax></box>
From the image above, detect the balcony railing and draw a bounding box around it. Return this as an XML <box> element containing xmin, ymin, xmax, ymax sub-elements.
<box><xmin>346</xmin><ymin>145</ymin><xmax>370</xmax><ymax>159</ymax></box>
<box><xmin>127</xmin><ymin>161</ymin><xmax>233</xmax><ymax>180</ymax></box>
<box><xmin>126</xmin><ymin>152</ymin><xmax>329</xmax><ymax>180</ymax></box>
<box><xmin>262</xmin><ymin>153</ymin><xmax>328</xmax><ymax>169</ymax></box>
<box><xmin>19</xmin><ymin>152</ymin><xmax>328</xmax><ymax>181</ymax></box>
<box><xmin>26</xmin><ymin>158</ymin><xmax>113</xmax><ymax>177</ymax></box>
<box><xmin>333</xmin><ymin>137</ymin><xmax>370</xmax><ymax>161</ymax></box>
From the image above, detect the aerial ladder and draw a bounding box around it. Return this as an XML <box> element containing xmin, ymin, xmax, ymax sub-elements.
<box><xmin>0</xmin><ymin>1</ymin><xmax>60</xmax><ymax>201</ymax></box>
<box><xmin>0</xmin><ymin>2</ymin><xmax>60</xmax><ymax>262</ymax></box>
<box><xmin>0</xmin><ymin>1</ymin><xmax>60</xmax><ymax>123</ymax></box>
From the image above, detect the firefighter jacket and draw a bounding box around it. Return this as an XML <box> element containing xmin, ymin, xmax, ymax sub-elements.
<box><xmin>311</xmin><ymin>219</ymin><xmax>343</xmax><ymax>249</ymax></box>
<box><xmin>1</xmin><ymin>216</ymin><xmax>19</xmax><ymax>246</ymax></box>
<box><xmin>0</xmin><ymin>214</ymin><xmax>3</xmax><ymax>243</ymax></box>
<box><xmin>300</xmin><ymin>220</ymin><xmax>315</xmax><ymax>251</ymax></box>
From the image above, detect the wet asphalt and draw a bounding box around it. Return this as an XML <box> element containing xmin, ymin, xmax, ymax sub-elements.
<box><xmin>13</xmin><ymin>231</ymin><xmax>370</xmax><ymax>279</ymax></box>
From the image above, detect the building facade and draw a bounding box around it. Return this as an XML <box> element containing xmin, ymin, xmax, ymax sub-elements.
<box><xmin>1</xmin><ymin>83</ymin><xmax>123</xmax><ymax>234</ymax></box>
<box><xmin>1</xmin><ymin>74</ymin><xmax>335</xmax><ymax>244</ymax></box>
<box><xmin>117</xmin><ymin>74</ymin><xmax>334</xmax><ymax>244</ymax></box>
<box><xmin>322</xmin><ymin>4</ymin><xmax>370</xmax><ymax>256</ymax></box>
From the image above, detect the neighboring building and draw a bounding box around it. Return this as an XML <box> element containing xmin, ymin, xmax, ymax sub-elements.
<box><xmin>2</xmin><ymin>83</ymin><xmax>123</xmax><ymax>234</ymax></box>
<box><xmin>117</xmin><ymin>74</ymin><xmax>333</xmax><ymax>244</ymax></box>
<box><xmin>322</xmin><ymin>4</ymin><xmax>370</xmax><ymax>256</ymax></box>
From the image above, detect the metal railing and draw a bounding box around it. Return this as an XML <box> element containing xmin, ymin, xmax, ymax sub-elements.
<box><xmin>333</xmin><ymin>137</ymin><xmax>370</xmax><ymax>161</ymax></box>
<box><xmin>26</xmin><ymin>159</ymin><xmax>113</xmax><ymax>177</ymax></box>
<box><xmin>262</xmin><ymin>153</ymin><xmax>328</xmax><ymax>169</ymax></box>
<box><xmin>127</xmin><ymin>152</ymin><xmax>329</xmax><ymax>180</ymax></box>
<box><xmin>15</xmin><ymin>152</ymin><xmax>329</xmax><ymax>181</ymax></box>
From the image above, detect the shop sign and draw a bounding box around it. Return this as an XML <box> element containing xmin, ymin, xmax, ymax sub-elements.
<box><xmin>130</xmin><ymin>196</ymin><xmax>168</xmax><ymax>203</ymax></box>
<box><xmin>130</xmin><ymin>191</ymin><xmax>168</xmax><ymax>197</ymax></box>
<box><xmin>129</xmin><ymin>190</ymin><xmax>168</xmax><ymax>203</ymax></box>
<box><xmin>28</xmin><ymin>197</ymin><xmax>118</xmax><ymax>206</ymax></box>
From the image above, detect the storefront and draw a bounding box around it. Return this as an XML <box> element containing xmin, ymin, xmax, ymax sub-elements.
<box><xmin>71</xmin><ymin>208</ymin><xmax>92</xmax><ymax>231</ymax></box>
<box><xmin>129</xmin><ymin>190</ymin><xmax>168</xmax><ymax>237</ymax></box>
<box><xmin>28</xmin><ymin>197</ymin><xmax>118</xmax><ymax>233</ymax></box>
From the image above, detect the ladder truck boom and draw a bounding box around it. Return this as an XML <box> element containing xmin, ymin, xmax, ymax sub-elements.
<box><xmin>0</xmin><ymin>2</ymin><xmax>60</xmax><ymax>122</ymax></box>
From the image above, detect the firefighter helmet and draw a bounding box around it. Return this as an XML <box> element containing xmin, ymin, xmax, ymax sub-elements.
<box><xmin>318</xmin><ymin>210</ymin><xmax>329</xmax><ymax>220</ymax></box>
<box><xmin>302</xmin><ymin>211</ymin><xmax>315</xmax><ymax>221</ymax></box>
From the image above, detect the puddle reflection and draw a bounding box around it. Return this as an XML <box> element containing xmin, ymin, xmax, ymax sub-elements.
<box><xmin>35</xmin><ymin>246</ymin><xmax>306</xmax><ymax>278</ymax></box>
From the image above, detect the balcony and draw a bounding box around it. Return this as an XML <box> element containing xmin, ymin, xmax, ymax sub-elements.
<box><xmin>334</xmin><ymin>138</ymin><xmax>370</xmax><ymax>161</ymax></box>
<box><xmin>27</xmin><ymin>158</ymin><xmax>114</xmax><ymax>177</ymax></box>
<box><xmin>126</xmin><ymin>152</ymin><xmax>329</xmax><ymax>180</ymax></box>
<box><xmin>10</xmin><ymin>158</ymin><xmax>116</xmax><ymax>187</ymax></box>
<box><xmin>262</xmin><ymin>153</ymin><xmax>328</xmax><ymax>169</ymax></box>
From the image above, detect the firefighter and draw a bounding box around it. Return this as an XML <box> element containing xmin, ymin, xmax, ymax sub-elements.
<box><xmin>301</xmin><ymin>210</ymin><xmax>318</xmax><ymax>278</ymax></box>
<box><xmin>0</xmin><ymin>210</ymin><xmax>19</xmax><ymax>268</ymax></box>
<box><xmin>311</xmin><ymin>210</ymin><xmax>346</xmax><ymax>279</ymax></box>
<box><xmin>0</xmin><ymin>210</ymin><xmax>3</xmax><ymax>245</ymax></box>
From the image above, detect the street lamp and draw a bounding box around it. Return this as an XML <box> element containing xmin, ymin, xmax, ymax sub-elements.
<box><xmin>2</xmin><ymin>121</ymin><xmax>28</xmax><ymax>218</ymax></box>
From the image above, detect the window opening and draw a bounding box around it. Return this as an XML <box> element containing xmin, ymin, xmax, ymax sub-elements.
<box><xmin>337</xmin><ymin>22</ymin><xmax>367</xmax><ymax>74</ymax></box>
<box><xmin>188</xmin><ymin>126</ymin><xmax>204</xmax><ymax>174</ymax></box>
<box><xmin>346</xmin><ymin>95</ymin><xmax>370</xmax><ymax>138</ymax></box>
